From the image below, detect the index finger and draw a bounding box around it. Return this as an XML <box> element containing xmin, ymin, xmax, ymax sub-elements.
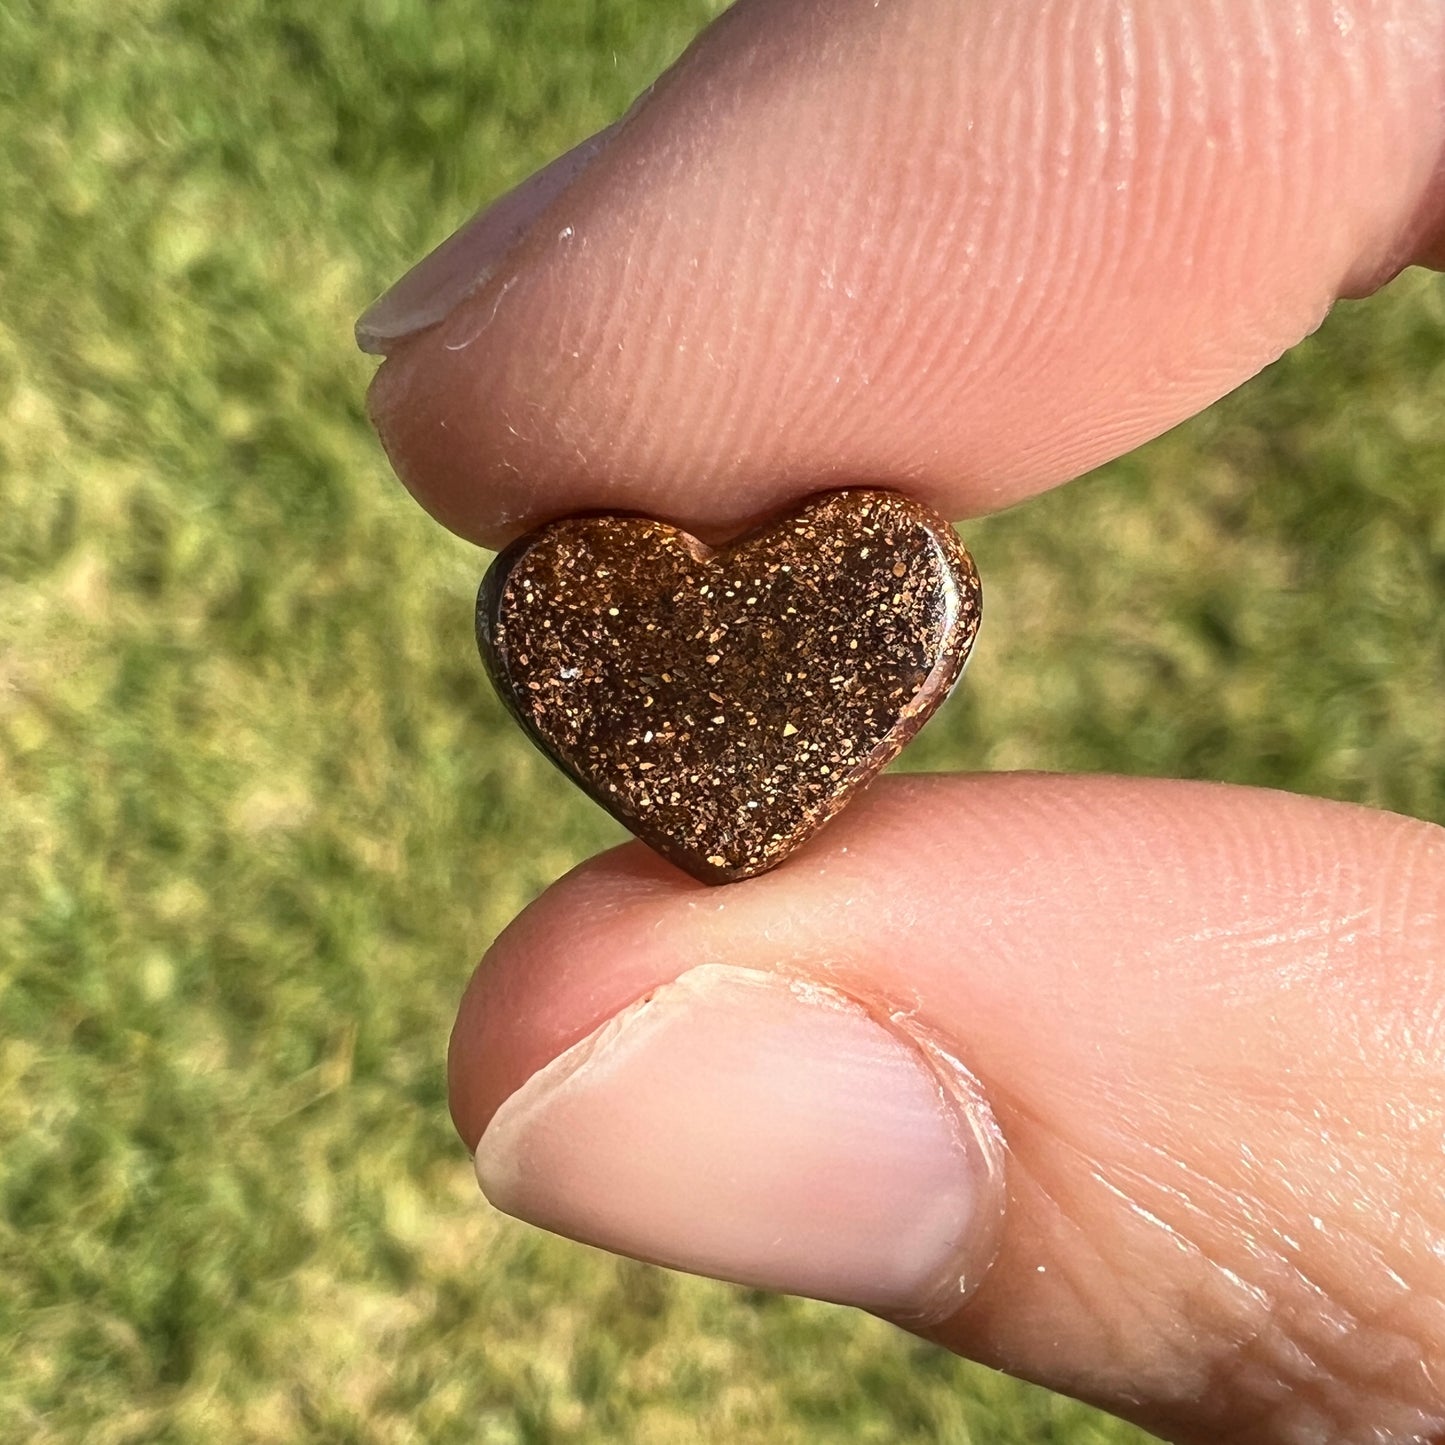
<box><xmin>362</xmin><ymin>0</ymin><xmax>1445</xmax><ymax>549</ymax></box>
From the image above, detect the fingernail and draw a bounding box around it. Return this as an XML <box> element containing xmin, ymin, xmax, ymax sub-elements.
<box><xmin>473</xmin><ymin>964</ymin><xmax>1005</xmax><ymax>1323</ymax></box>
<box><xmin>355</xmin><ymin>122</ymin><xmax>620</xmax><ymax>356</ymax></box>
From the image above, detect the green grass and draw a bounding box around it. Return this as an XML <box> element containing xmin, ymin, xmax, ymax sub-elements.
<box><xmin>2</xmin><ymin>0</ymin><xmax>1442</xmax><ymax>1440</ymax></box>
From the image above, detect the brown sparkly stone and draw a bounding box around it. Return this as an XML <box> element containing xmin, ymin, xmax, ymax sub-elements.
<box><xmin>477</xmin><ymin>490</ymin><xmax>981</xmax><ymax>884</ymax></box>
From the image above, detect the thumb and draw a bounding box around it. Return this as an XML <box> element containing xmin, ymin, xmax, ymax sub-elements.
<box><xmin>360</xmin><ymin>0</ymin><xmax>1445</xmax><ymax>547</ymax></box>
<box><xmin>449</xmin><ymin>776</ymin><xmax>1445</xmax><ymax>1445</ymax></box>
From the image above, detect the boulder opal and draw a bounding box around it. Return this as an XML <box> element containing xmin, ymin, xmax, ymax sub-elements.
<box><xmin>478</xmin><ymin>490</ymin><xmax>981</xmax><ymax>884</ymax></box>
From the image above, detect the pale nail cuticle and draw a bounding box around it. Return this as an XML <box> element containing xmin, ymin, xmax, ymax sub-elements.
<box><xmin>473</xmin><ymin>963</ymin><xmax>1005</xmax><ymax>1322</ymax></box>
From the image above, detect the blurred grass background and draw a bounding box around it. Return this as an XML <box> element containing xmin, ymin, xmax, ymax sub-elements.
<box><xmin>2</xmin><ymin>0</ymin><xmax>1442</xmax><ymax>1440</ymax></box>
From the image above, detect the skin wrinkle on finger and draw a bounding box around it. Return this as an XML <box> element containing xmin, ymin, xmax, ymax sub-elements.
<box><xmin>957</xmin><ymin>848</ymin><xmax>1445</xmax><ymax>1445</ymax></box>
<box><xmin>450</xmin><ymin>775</ymin><xmax>1445</xmax><ymax>1444</ymax></box>
<box><xmin>367</xmin><ymin>0</ymin><xmax>1445</xmax><ymax>547</ymax></box>
<box><xmin>1073</xmin><ymin>1131</ymin><xmax>1442</xmax><ymax>1436</ymax></box>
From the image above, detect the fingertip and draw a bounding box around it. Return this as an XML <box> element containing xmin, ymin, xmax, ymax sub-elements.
<box><xmin>367</xmin><ymin>0</ymin><xmax>1445</xmax><ymax>544</ymax></box>
<box><xmin>448</xmin><ymin>841</ymin><xmax>700</xmax><ymax>1149</ymax></box>
<box><xmin>447</xmin><ymin>775</ymin><xmax>1445</xmax><ymax>1439</ymax></box>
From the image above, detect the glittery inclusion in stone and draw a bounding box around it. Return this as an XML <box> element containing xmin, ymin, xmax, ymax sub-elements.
<box><xmin>477</xmin><ymin>490</ymin><xmax>982</xmax><ymax>885</ymax></box>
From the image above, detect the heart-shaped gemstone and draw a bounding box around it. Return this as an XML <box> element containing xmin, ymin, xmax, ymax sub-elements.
<box><xmin>477</xmin><ymin>490</ymin><xmax>981</xmax><ymax>884</ymax></box>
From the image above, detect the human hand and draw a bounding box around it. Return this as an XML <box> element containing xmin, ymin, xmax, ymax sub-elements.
<box><xmin>358</xmin><ymin>2</ymin><xmax>1445</xmax><ymax>1441</ymax></box>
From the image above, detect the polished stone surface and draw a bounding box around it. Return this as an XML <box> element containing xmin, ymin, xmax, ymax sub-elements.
<box><xmin>478</xmin><ymin>490</ymin><xmax>981</xmax><ymax>884</ymax></box>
